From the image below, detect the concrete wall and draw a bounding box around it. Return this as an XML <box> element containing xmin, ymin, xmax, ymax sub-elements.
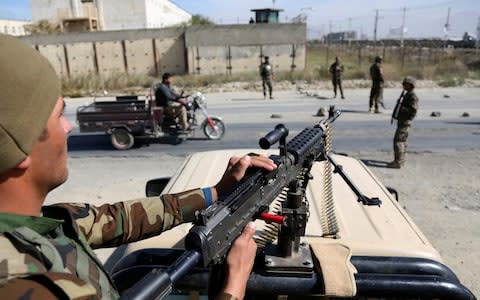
<box><xmin>185</xmin><ymin>23</ymin><xmax>306</xmax><ymax>75</ymax></box>
<box><xmin>95</xmin><ymin>40</ymin><xmax>124</xmax><ymax>76</ymax></box>
<box><xmin>37</xmin><ymin>44</ymin><xmax>68</xmax><ymax>76</ymax></box>
<box><xmin>20</xmin><ymin>23</ymin><xmax>306</xmax><ymax>78</ymax></box>
<box><xmin>21</xmin><ymin>27</ymin><xmax>186</xmax><ymax>77</ymax></box>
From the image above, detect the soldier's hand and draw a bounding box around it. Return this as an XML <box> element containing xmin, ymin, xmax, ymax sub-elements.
<box><xmin>179</xmin><ymin>98</ymin><xmax>188</xmax><ymax>106</ymax></box>
<box><xmin>222</xmin><ymin>221</ymin><xmax>257</xmax><ymax>299</ymax></box>
<box><xmin>214</xmin><ymin>154</ymin><xmax>276</xmax><ymax>198</ymax></box>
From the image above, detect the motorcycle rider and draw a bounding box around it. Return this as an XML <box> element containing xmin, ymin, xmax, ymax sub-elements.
<box><xmin>154</xmin><ymin>72</ymin><xmax>190</xmax><ymax>131</ymax></box>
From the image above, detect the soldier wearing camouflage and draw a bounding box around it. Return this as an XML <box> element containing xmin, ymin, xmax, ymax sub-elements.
<box><xmin>0</xmin><ymin>34</ymin><xmax>275</xmax><ymax>300</ymax></box>
<box><xmin>369</xmin><ymin>56</ymin><xmax>384</xmax><ymax>113</ymax></box>
<box><xmin>260</xmin><ymin>56</ymin><xmax>274</xmax><ymax>99</ymax></box>
<box><xmin>387</xmin><ymin>76</ymin><xmax>419</xmax><ymax>168</ymax></box>
<box><xmin>0</xmin><ymin>190</ymin><xmax>212</xmax><ymax>299</ymax></box>
<box><xmin>329</xmin><ymin>57</ymin><xmax>345</xmax><ymax>99</ymax></box>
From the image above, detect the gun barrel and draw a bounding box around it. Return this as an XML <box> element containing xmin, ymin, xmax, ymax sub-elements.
<box><xmin>120</xmin><ymin>250</ymin><xmax>201</xmax><ymax>300</ymax></box>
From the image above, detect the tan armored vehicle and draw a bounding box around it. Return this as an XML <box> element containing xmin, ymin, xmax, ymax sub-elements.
<box><xmin>110</xmin><ymin>112</ymin><xmax>476</xmax><ymax>300</ymax></box>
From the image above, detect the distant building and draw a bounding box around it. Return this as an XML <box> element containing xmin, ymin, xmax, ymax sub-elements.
<box><xmin>30</xmin><ymin>0</ymin><xmax>191</xmax><ymax>32</ymax></box>
<box><xmin>325</xmin><ymin>31</ymin><xmax>357</xmax><ymax>42</ymax></box>
<box><xmin>98</xmin><ymin>0</ymin><xmax>191</xmax><ymax>30</ymax></box>
<box><xmin>0</xmin><ymin>19</ymin><xmax>30</xmax><ymax>36</ymax></box>
<box><xmin>251</xmin><ymin>8</ymin><xmax>284</xmax><ymax>24</ymax></box>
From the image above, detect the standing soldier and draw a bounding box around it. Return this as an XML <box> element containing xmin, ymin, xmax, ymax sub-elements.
<box><xmin>369</xmin><ymin>56</ymin><xmax>384</xmax><ymax>113</ymax></box>
<box><xmin>260</xmin><ymin>56</ymin><xmax>274</xmax><ymax>99</ymax></box>
<box><xmin>329</xmin><ymin>56</ymin><xmax>345</xmax><ymax>99</ymax></box>
<box><xmin>388</xmin><ymin>76</ymin><xmax>419</xmax><ymax>168</ymax></box>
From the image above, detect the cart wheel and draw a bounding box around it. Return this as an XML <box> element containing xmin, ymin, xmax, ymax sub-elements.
<box><xmin>202</xmin><ymin>117</ymin><xmax>225</xmax><ymax>140</ymax></box>
<box><xmin>111</xmin><ymin>128</ymin><xmax>134</xmax><ymax>150</ymax></box>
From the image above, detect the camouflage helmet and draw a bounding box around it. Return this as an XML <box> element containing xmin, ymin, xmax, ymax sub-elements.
<box><xmin>402</xmin><ymin>76</ymin><xmax>416</xmax><ymax>87</ymax></box>
<box><xmin>375</xmin><ymin>56</ymin><xmax>383</xmax><ymax>63</ymax></box>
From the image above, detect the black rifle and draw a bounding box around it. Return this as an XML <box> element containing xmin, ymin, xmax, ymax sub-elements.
<box><xmin>120</xmin><ymin>111</ymin><xmax>341</xmax><ymax>300</ymax></box>
<box><xmin>391</xmin><ymin>90</ymin><xmax>405</xmax><ymax>124</ymax></box>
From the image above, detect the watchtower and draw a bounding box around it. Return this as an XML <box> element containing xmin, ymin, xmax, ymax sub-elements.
<box><xmin>250</xmin><ymin>8</ymin><xmax>283</xmax><ymax>24</ymax></box>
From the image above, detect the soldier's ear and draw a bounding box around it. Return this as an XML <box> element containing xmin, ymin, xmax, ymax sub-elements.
<box><xmin>16</xmin><ymin>156</ymin><xmax>32</xmax><ymax>170</ymax></box>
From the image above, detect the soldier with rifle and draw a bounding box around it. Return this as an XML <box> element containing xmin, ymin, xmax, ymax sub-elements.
<box><xmin>0</xmin><ymin>34</ymin><xmax>276</xmax><ymax>300</ymax></box>
<box><xmin>388</xmin><ymin>76</ymin><xmax>419</xmax><ymax>169</ymax></box>
<box><xmin>369</xmin><ymin>56</ymin><xmax>384</xmax><ymax>113</ymax></box>
<box><xmin>260</xmin><ymin>56</ymin><xmax>274</xmax><ymax>99</ymax></box>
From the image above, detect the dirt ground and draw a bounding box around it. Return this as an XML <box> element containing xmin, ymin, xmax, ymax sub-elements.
<box><xmin>355</xmin><ymin>150</ymin><xmax>480</xmax><ymax>297</ymax></box>
<box><xmin>46</xmin><ymin>148</ymin><xmax>479</xmax><ymax>297</ymax></box>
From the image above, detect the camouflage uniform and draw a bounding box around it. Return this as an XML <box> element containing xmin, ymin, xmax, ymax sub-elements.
<box><xmin>393</xmin><ymin>90</ymin><xmax>418</xmax><ymax>166</ymax></box>
<box><xmin>260</xmin><ymin>58</ymin><xmax>273</xmax><ymax>99</ymax></box>
<box><xmin>329</xmin><ymin>60</ymin><xmax>344</xmax><ymax>99</ymax></box>
<box><xmin>0</xmin><ymin>188</ymin><xmax>211</xmax><ymax>299</ymax></box>
<box><xmin>369</xmin><ymin>59</ymin><xmax>384</xmax><ymax>112</ymax></box>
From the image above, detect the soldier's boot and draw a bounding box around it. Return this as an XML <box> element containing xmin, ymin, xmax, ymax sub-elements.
<box><xmin>368</xmin><ymin>107</ymin><xmax>374</xmax><ymax>113</ymax></box>
<box><xmin>397</xmin><ymin>152</ymin><xmax>406</xmax><ymax>167</ymax></box>
<box><xmin>387</xmin><ymin>152</ymin><xmax>405</xmax><ymax>169</ymax></box>
<box><xmin>386</xmin><ymin>161</ymin><xmax>401</xmax><ymax>169</ymax></box>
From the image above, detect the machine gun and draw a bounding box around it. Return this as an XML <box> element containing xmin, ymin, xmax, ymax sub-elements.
<box><xmin>116</xmin><ymin>107</ymin><xmax>476</xmax><ymax>300</ymax></box>
<box><xmin>119</xmin><ymin>110</ymin><xmax>341</xmax><ymax>300</ymax></box>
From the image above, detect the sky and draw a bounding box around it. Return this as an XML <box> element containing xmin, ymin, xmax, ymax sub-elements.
<box><xmin>1</xmin><ymin>0</ymin><xmax>479</xmax><ymax>39</ymax></box>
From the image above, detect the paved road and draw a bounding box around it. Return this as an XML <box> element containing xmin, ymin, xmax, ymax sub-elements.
<box><xmin>57</xmin><ymin>87</ymin><xmax>480</xmax><ymax>297</ymax></box>
<box><xmin>65</xmin><ymin>87</ymin><xmax>480</xmax><ymax>157</ymax></box>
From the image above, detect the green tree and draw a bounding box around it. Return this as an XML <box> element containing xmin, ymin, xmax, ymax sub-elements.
<box><xmin>24</xmin><ymin>19</ymin><xmax>60</xmax><ymax>35</ymax></box>
<box><xmin>190</xmin><ymin>14</ymin><xmax>215</xmax><ymax>25</ymax></box>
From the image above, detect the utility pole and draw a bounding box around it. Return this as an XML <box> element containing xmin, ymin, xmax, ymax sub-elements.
<box><xmin>400</xmin><ymin>6</ymin><xmax>407</xmax><ymax>69</ymax></box>
<box><xmin>373</xmin><ymin>9</ymin><xmax>379</xmax><ymax>54</ymax></box>
<box><xmin>477</xmin><ymin>17</ymin><xmax>480</xmax><ymax>49</ymax></box>
<box><xmin>348</xmin><ymin>17</ymin><xmax>352</xmax><ymax>45</ymax></box>
<box><xmin>400</xmin><ymin>6</ymin><xmax>407</xmax><ymax>48</ymax></box>
<box><xmin>444</xmin><ymin>7</ymin><xmax>451</xmax><ymax>43</ymax></box>
<box><xmin>326</xmin><ymin>20</ymin><xmax>332</xmax><ymax>68</ymax></box>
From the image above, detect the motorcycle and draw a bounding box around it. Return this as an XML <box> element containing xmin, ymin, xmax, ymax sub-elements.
<box><xmin>154</xmin><ymin>92</ymin><xmax>225</xmax><ymax>140</ymax></box>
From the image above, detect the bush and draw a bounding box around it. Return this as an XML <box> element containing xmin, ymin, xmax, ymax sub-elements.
<box><xmin>438</xmin><ymin>77</ymin><xmax>466</xmax><ymax>87</ymax></box>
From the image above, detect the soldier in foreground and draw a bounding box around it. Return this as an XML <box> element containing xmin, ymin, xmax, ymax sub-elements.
<box><xmin>0</xmin><ymin>34</ymin><xmax>276</xmax><ymax>300</ymax></box>
<box><xmin>369</xmin><ymin>56</ymin><xmax>384</xmax><ymax>113</ymax></box>
<box><xmin>388</xmin><ymin>76</ymin><xmax>419</xmax><ymax>168</ymax></box>
<box><xmin>260</xmin><ymin>56</ymin><xmax>274</xmax><ymax>99</ymax></box>
<box><xmin>329</xmin><ymin>56</ymin><xmax>345</xmax><ymax>99</ymax></box>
